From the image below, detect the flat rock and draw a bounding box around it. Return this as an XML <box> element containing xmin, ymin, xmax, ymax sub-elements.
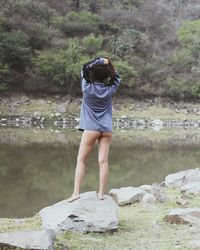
<box><xmin>163</xmin><ymin>207</ymin><xmax>200</xmax><ymax>225</ymax></box>
<box><xmin>0</xmin><ymin>229</ymin><xmax>54</xmax><ymax>250</ymax></box>
<box><xmin>181</xmin><ymin>182</ymin><xmax>200</xmax><ymax>195</ymax></box>
<box><xmin>109</xmin><ymin>186</ymin><xmax>146</xmax><ymax>205</ymax></box>
<box><xmin>165</xmin><ymin>168</ymin><xmax>200</xmax><ymax>187</ymax></box>
<box><xmin>139</xmin><ymin>184</ymin><xmax>153</xmax><ymax>193</ymax></box>
<box><xmin>39</xmin><ymin>191</ymin><xmax>119</xmax><ymax>233</ymax></box>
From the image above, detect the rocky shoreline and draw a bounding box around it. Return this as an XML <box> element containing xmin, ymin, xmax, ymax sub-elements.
<box><xmin>1</xmin><ymin>114</ymin><xmax>200</xmax><ymax>130</ymax></box>
<box><xmin>1</xmin><ymin>94</ymin><xmax>200</xmax><ymax>130</ymax></box>
<box><xmin>0</xmin><ymin>168</ymin><xmax>200</xmax><ymax>249</ymax></box>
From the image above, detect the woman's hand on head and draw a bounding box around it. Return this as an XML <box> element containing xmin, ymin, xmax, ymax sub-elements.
<box><xmin>103</xmin><ymin>58</ymin><xmax>109</xmax><ymax>65</ymax></box>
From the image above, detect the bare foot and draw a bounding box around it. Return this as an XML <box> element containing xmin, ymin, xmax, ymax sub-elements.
<box><xmin>67</xmin><ymin>194</ymin><xmax>80</xmax><ymax>202</ymax></box>
<box><xmin>97</xmin><ymin>192</ymin><xmax>104</xmax><ymax>200</ymax></box>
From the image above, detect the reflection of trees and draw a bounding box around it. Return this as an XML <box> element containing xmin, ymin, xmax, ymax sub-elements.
<box><xmin>1</xmin><ymin>137</ymin><xmax>200</xmax><ymax>218</ymax></box>
<box><xmin>1</xmin><ymin>127</ymin><xmax>200</xmax><ymax>217</ymax></box>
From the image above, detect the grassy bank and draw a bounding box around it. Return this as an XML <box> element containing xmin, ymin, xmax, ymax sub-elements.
<box><xmin>1</xmin><ymin>95</ymin><xmax>200</xmax><ymax>121</ymax></box>
<box><xmin>0</xmin><ymin>187</ymin><xmax>199</xmax><ymax>249</ymax></box>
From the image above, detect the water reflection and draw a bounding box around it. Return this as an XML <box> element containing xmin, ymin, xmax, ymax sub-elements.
<box><xmin>0</xmin><ymin>127</ymin><xmax>200</xmax><ymax>217</ymax></box>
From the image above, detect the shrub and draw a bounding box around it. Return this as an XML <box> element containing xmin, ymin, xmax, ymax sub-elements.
<box><xmin>113</xmin><ymin>60</ymin><xmax>138</xmax><ymax>87</ymax></box>
<box><xmin>177</xmin><ymin>19</ymin><xmax>200</xmax><ymax>65</ymax></box>
<box><xmin>171</xmin><ymin>49</ymin><xmax>195</xmax><ymax>73</ymax></box>
<box><xmin>189</xmin><ymin>82</ymin><xmax>200</xmax><ymax>98</ymax></box>
<box><xmin>108</xmin><ymin>29</ymin><xmax>150</xmax><ymax>57</ymax></box>
<box><xmin>82</xmin><ymin>33</ymin><xmax>103</xmax><ymax>55</ymax></box>
<box><xmin>0</xmin><ymin>30</ymin><xmax>31</xmax><ymax>71</ymax></box>
<box><xmin>53</xmin><ymin>11</ymin><xmax>104</xmax><ymax>36</ymax></box>
<box><xmin>32</xmin><ymin>40</ymin><xmax>88</xmax><ymax>95</ymax></box>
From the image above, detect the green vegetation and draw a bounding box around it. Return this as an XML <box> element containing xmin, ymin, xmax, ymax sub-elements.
<box><xmin>0</xmin><ymin>0</ymin><xmax>200</xmax><ymax>99</ymax></box>
<box><xmin>32</xmin><ymin>40</ymin><xmax>89</xmax><ymax>95</ymax></box>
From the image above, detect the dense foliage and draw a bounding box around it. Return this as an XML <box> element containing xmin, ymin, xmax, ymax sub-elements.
<box><xmin>0</xmin><ymin>0</ymin><xmax>200</xmax><ymax>99</ymax></box>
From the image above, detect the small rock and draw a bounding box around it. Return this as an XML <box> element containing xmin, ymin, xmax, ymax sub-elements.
<box><xmin>140</xmin><ymin>193</ymin><xmax>157</xmax><ymax>211</ymax></box>
<box><xmin>152</xmin><ymin>119</ymin><xmax>164</xmax><ymax>127</ymax></box>
<box><xmin>109</xmin><ymin>186</ymin><xmax>146</xmax><ymax>205</ymax></box>
<box><xmin>139</xmin><ymin>184</ymin><xmax>153</xmax><ymax>193</ymax></box>
<box><xmin>33</xmin><ymin>111</ymin><xmax>41</xmax><ymax>117</ymax></box>
<box><xmin>163</xmin><ymin>207</ymin><xmax>200</xmax><ymax>225</ymax></box>
<box><xmin>0</xmin><ymin>229</ymin><xmax>54</xmax><ymax>250</ymax></box>
<box><xmin>75</xmin><ymin>117</ymin><xmax>80</xmax><ymax>123</ymax></box>
<box><xmin>165</xmin><ymin>170</ymin><xmax>186</xmax><ymax>187</ymax></box>
<box><xmin>181</xmin><ymin>182</ymin><xmax>200</xmax><ymax>195</ymax></box>
<box><xmin>165</xmin><ymin>168</ymin><xmax>200</xmax><ymax>187</ymax></box>
<box><xmin>176</xmin><ymin>197</ymin><xmax>189</xmax><ymax>207</ymax></box>
<box><xmin>152</xmin><ymin>182</ymin><xmax>165</xmax><ymax>195</ymax></box>
<box><xmin>157</xmin><ymin>193</ymin><xmax>167</xmax><ymax>203</ymax></box>
<box><xmin>159</xmin><ymin>181</ymin><xmax>165</xmax><ymax>187</ymax></box>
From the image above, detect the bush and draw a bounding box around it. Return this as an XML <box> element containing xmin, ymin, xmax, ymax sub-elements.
<box><xmin>188</xmin><ymin>82</ymin><xmax>200</xmax><ymax>98</ymax></box>
<box><xmin>53</xmin><ymin>11</ymin><xmax>104</xmax><ymax>36</ymax></box>
<box><xmin>171</xmin><ymin>49</ymin><xmax>195</xmax><ymax>73</ymax></box>
<box><xmin>82</xmin><ymin>33</ymin><xmax>103</xmax><ymax>55</ymax></box>
<box><xmin>108</xmin><ymin>29</ymin><xmax>150</xmax><ymax>57</ymax></box>
<box><xmin>32</xmin><ymin>40</ymin><xmax>88</xmax><ymax>95</ymax></box>
<box><xmin>177</xmin><ymin>19</ymin><xmax>200</xmax><ymax>65</ymax></box>
<box><xmin>0</xmin><ymin>30</ymin><xmax>31</xmax><ymax>71</ymax></box>
<box><xmin>113</xmin><ymin>60</ymin><xmax>138</xmax><ymax>87</ymax></box>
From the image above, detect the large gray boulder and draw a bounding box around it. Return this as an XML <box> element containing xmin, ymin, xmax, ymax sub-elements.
<box><xmin>0</xmin><ymin>229</ymin><xmax>54</xmax><ymax>250</ymax></box>
<box><xmin>163</xmin><ymin>207</ymin><xmax>200</xmax><ymax>225</ymax></box>
<box><xmin>39</xmin><ymin>191</ymin><xmax>119</xmax><ymax>233</ymax></box>
<box><xmin>165</xmin><ymin>168</ymin><xmax>200</xmax><ymax>187</ymax></box>
<box><xmin>109</xmin><ymin>186</ymin><xmax>146</xmax><ymax>205</ymax></box>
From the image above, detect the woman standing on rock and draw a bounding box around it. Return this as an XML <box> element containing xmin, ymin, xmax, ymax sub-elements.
<box><xmin>67</xmin><ymin>57</ymin><xmax>120</xmax><ymax>202</ymax></box>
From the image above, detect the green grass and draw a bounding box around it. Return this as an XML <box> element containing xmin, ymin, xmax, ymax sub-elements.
<box><xmin>0</xmin><ymin>214</ymin><xmax>41</xmax><ymax>233</ymax></box>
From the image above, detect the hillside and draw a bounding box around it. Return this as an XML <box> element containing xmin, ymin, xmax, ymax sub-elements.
<box><xmin>0</xmin><ymin>0</ymin><xmax>200</xmax><ymax>99</ymax></box>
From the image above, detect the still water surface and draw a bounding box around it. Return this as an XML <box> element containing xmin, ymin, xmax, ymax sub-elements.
<box><xmin>0</xmin><ymin>127</ymin><xmax>200</xmax><ymax>217</ymax></box>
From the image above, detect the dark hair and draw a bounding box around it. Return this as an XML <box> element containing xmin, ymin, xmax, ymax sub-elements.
<box><xmin>90</xmin><ymin>59</ymin><xmax>115</xmax><ymax>83</ymax></box>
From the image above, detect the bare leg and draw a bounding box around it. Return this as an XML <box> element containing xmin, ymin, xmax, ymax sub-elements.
<box><xmin>67</xmin><ymin>130</ymin><xmax>101</xmax><ymax>202</ymax></box>
<box><xmin>97</xmin><ymin>132</ymin><xmax>112</xmax><ymax>200</ymax></box>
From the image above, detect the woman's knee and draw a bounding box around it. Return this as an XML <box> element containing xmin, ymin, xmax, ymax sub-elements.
<box><xmin>98</xmin><ymin>157</ymin><xmax>108</xmax><ymax>166</ymax></box>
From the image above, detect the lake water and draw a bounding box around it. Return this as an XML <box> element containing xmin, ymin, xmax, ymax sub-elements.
<box><xmin>0</xmin><ymin>126</ymin><xmax>200</xmax><ymax>218</ymax></box>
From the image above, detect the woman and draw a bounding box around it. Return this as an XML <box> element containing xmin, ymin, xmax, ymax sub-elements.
<box><xmin>67</xmin><ymin>57</ymin><xmax>120</xmax><ymax>202</ymax></box>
